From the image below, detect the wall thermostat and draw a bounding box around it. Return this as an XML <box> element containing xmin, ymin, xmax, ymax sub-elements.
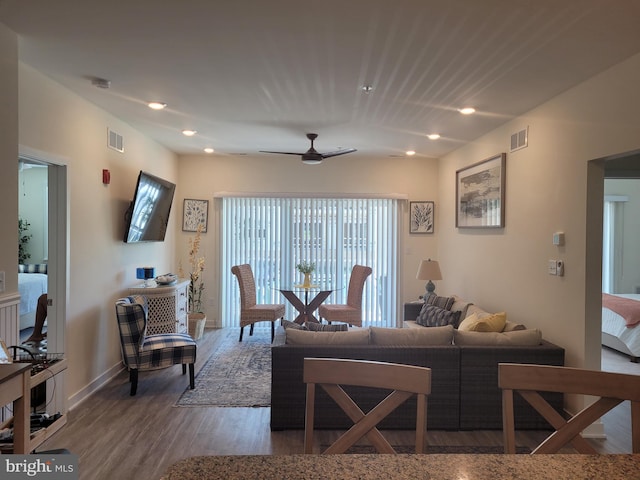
<box><xmin>553</xmin><ymin>232</ymin><xmax>565</xmax><ymax>246</ymax></box>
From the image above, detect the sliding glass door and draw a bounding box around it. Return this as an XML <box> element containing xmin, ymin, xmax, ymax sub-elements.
<box><xmin>220</xmin><ymin>196</ymin><xmax>400</xmax><ymax>328</ymax></box>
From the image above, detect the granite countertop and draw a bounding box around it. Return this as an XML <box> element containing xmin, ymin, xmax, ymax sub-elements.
<box><xmin>162</xmin><ymin>454</ymin><xmax>640</xmax><ymax>480</ymax></box>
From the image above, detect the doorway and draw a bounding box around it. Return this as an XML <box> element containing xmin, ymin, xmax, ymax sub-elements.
<box><xmin>18</xmin><ymin>148</ymin><xmax>68</xmax><ymax>414</ymax></box>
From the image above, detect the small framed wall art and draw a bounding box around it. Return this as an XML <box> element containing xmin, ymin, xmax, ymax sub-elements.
<box><xmin>409</xmin><ymin>201</ymin><xmax>435</xmax><ymax>233</ymax></box>
<box><xmin>456</xmin><ymin>153</ymin><xmax>506</xmax><ymax>228</ymax></box>
<box><xmin>182</xmin><ymin>198</ymin><xmax>209</xmax><ymax>232</ymax></box>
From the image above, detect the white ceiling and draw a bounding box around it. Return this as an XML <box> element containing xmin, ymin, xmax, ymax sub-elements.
<box><xmin>2</xmin><ymin>0</ymin><xmax>640</xmax><ymax>160</ymax></box>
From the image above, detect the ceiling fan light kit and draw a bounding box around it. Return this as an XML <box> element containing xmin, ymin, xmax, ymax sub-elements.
<box><xmin>260</xmin><ymin>133</ymin><xmax>356</xmax><ymax>165</ymax></box>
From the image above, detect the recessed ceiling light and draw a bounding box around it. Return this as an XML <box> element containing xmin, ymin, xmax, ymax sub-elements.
<box><xmin>406</xmin><ymin>150</ymin><xmax>416</xmax><ymax>156</ymax></box>
<box><xmin>148</xmin><ymin>102</ymin><xmax>167</xmax><ymax>110</ymax></box>
<box><xmin>427</xmin><ymin>133</ymin><xmax>441</xmax><ymax>140</ymax></box>
<box><xmin>204</xmin><ymin>147</ymin><xmax>214</xmax><ymax>154</ymax></box>
<box><xmin>182</xmin><ymin>129</ymin><xmax>197</xmax><ymax>137</ymax></box>
<box><xmin>458</xmin><ymin>107</ymin><xmax>476</xmax><ymax>115</ymax></box>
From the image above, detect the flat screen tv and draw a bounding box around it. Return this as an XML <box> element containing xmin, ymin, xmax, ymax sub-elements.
<box><xmin>123</xmin><ymin>171</ymin><xmax>176</xmax><ymax>243</ymax></box>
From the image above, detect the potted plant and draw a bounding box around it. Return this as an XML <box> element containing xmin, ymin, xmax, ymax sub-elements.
<box><xmin>179</xmin><ymin>224</ymin><xmax>206</xmax><ymax>339</ymax></box>
<box><xmin>18</xmin><ymin>217</ymin><xmax>32</xmax><ymax>264</ymax></box>
<box><xmin>296</xmin><ymin>261</ymin><xmax>316</xmax><ymax>288</ymax></box>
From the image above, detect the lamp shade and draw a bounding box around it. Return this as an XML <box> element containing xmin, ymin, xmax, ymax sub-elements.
<box><xmin>416</xmin><ymin>259</ymin><xmax>442</xmax><ymax>281</ymax></box>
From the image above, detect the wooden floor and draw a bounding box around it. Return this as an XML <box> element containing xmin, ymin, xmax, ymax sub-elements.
<box><xmin>37</xmin><ymin>328</ymin><xmax>638</xmax><ymax>480</ymax></box>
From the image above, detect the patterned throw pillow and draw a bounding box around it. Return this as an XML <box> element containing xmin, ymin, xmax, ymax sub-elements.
<box><xmin>425</xmin><ymin>294</ymin><xmax>455</xmax><ymax>310</ymax></box>
<box><xmin>305</xmin><ymin>322</ymin><xmax>348</xmax><ymax>332</ymax></box>
<box><xmin>416</xmin><ymin>304</ymin><xmax>461</xmax><ymax>328</ymax></box>
<box><xmin>282</xmin><ymin>319</ymin><xmax>307</xmax><ymax>330</ymax></box>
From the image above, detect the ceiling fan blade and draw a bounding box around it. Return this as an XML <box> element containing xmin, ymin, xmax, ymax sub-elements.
<box><xmin>321</xmin><ymin>148</ymin><xmax>357</xmax><ymax>159</ymax></box>
<box><xmin>259</xmin><ymin>150</ymin><xmax>305</xmax><ymax>156</ymax></box>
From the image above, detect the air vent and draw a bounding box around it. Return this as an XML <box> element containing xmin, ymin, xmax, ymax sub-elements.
<box><xmin>108</xmin><ymin>128</ymin><xmax>124</xmax><ymax>153</ymax></box>
<box><xmin>510</xmin><ymin>127</ymin><xmax>528</xmax><ymax>152</ymax></box>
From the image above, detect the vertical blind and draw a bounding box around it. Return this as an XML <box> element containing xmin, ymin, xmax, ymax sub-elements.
<box><xmin>220</xmin><ymin>196</ymin><xmax>400</xmax><ymax>328</ymax></box>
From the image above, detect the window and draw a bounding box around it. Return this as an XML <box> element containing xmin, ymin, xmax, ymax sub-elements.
<box><xmin>220</xmin><ymin>196</ymin><xmax>400</xmax><ymax>328</ymax></box>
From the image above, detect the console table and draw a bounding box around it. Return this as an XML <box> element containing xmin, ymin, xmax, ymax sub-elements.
<box><xmin>129</xmin><ymin>279</ymin><xmax>189</xmax><ymax>334</ymax></box>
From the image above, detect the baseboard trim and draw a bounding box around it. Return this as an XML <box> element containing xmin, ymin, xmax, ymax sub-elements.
<box><xmin>68</xmin><ymin>361</ymin><xmax>124</xmax><ymax>410</ymax></box>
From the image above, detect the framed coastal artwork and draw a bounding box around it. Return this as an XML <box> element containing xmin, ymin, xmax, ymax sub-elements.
<box><xmin>456</xmin><ymin>153</ymin><xmax>506</xmax><ymax>228</ymax></box>
<box><xmin>409</xmin><ymin>201</ymin><xmax>435</xmax><ymax>233</ymax></box>
<box><xmin>182</xmin><ymin>199</ymin><xmax>209</xmax><ymax>232</ymax></box>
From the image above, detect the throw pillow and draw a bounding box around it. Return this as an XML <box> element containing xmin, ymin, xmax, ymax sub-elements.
<box><xmin>305</xmin><ymin>322</ymin><xmax>348</xmax><ymax>332</ymax></box>
<box><xmin>285</xmin><ymin>328</ymin><xmax>370</xmax><ymax>345</ymax></box>
<box><xmin>370</xmin><ymin>325</ymin><xmax>454</xmax><ymax>346</ymax></box>
<box><xmin>282</xmin><ymin>319</ymin><xmax>307</xmax><ymax>330</ymax></box>
<box><xmin>416</xmin><ymin>304</ymin><xmax>461</xmax><ymax>328</ymax></box>
<box><xmin>503</xmin><ymin>321</ymin><xmax>526</xmax><ymax>332</ymax></box>
<box><xmin>425</xmin><ymin>293</ymin><xmax>455</xmax><ymax>310</ymax></box>
<box><xmin>453</xmin><ymin>329</ymin><xmax>542</xmax><ymax>346</ymax></box>
<box><xmin>458</xmin><ymin>312</ymin><xmax>506</xmax><ymax>332</ymax></box>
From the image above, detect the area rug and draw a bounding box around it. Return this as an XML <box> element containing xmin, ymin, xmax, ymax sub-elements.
<box><xmin>322</xmin><ymin>445</ymin><xmax>531</xmax><ymax>454</ymax></box>
<box><xmin>175</xmin><ymin>330</ymin><xmax>271</xmax><ymax>407</ymax></box>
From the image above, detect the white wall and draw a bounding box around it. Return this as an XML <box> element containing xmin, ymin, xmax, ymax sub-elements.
<box><xmin>176</xmin><ymin>154</ymin><xmax>440</xmax><ymax>326</ymax></box>
<box><xmin>604</xmin><ymin>178</ymin><xmax>640</xmax><ymax>294</ymax></box>
<box><xmin>18</xmin><ymin>63</ymin><xmax>179</xmax><ymax>405</ymax></box>
<box><xmin>438</xmin><ymin>52</ymin><xmax>640</xmax><ymax>380</ymax></box>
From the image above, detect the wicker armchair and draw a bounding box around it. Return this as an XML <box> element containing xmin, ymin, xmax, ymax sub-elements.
<box><xmin>318</xmin><ymin>265</ymin><xmax>372</xmax><ymax>327</ymax></box>
<box><xmin>231</xmin><ymin>264</ymin><xmax>285</xmax><ymax>342</ymax></box>
<box><xmin>115</xmin><ymin>295</ymin><xmax>196</xmax><ymax>396</ymax></box>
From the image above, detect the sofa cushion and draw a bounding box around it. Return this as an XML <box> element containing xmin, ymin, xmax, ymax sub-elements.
<box><xmin>370</xmin><ymin>325</ymin><xmax>454</xmax><ymax>346</ymax></box>
<box><xmin>454</xmin><ymin>329</ymin><xmax>542</xmax><ymax>346</ymax></box>
<box><xmin>425</xmin><ymin>293</ymin><xmax>455</xmax><ymax>310</ymax></box>
<box><xmin>458</xmin><ymin>312</ymin><xmax>506</xmax><ymax>332</ymax></box>
<box><xmin>416</xmin><ymin>304</ymin><xmax>461</xmax><ymax>328</ymax></box>
<box><xmin>285</xmin><ymin>328</ymin><xmax>370</xmax><ymax>345</ymax></box>
<box><xmin>305</xmin><ymin>322</ymin><xmax>348</xmax><ymax>332</ymax></box>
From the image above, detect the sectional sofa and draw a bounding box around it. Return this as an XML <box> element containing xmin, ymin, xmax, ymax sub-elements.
<box><xmin>270</xmin><ymin>296</ymin><xmax>565</xmax><ymax>431</ymax></box>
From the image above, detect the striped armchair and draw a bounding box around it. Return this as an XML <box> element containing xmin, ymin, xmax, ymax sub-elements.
<box><xmin>115</xmin><ymin>295</ymin><xmax>197</xmax><ymax>396</ymax></box>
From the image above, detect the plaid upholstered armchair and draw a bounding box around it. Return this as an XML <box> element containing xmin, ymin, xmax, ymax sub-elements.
<box><xmin>115</xmin><ymin>295</ymin><xmax>197</xmax><ymax>396</ymax></box>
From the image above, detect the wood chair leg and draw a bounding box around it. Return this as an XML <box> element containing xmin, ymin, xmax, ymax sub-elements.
<box><xmin>239</xmin><ymin>326</ymin><xmax>244</xmax><ymax>342</ymax></box>
<box><xmin>249</xmin><ymin>324</ymin><xmax>255</xmax><ymax>336</ymax></box>
<box><xmin>182</xmin><ymin>364</ymin><xmax>187</xmax><ymax>375</ymax></box>
<box><xmin>189</xmin><ymin>363</ymin><xmax>195</xmax><ymax>389</ymax></box>
<box><xmin>129</xmin><ymin>368</ymin><xmax>138</xmax><ymax>396</ymax></box>
<box><xmin>271</xmin><ymin>321</ymin><xmax>275</xmax><ymax>343</ymax></box>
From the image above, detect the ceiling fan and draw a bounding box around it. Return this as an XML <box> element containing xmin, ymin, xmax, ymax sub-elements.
<box><xmin>260</xmin><ymin>133</ymin><xmax>357</xmax><ymax>165</ymax></box>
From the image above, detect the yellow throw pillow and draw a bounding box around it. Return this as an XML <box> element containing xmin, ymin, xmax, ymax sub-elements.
<box><xmin>458</xmin><ymin>312</ymin><xmax>507</xmax><ymax>332</ymax></box>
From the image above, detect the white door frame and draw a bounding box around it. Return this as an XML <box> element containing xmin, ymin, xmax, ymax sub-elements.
<box><xmin>19</xmin><ymin>145</ymin><xmax>68</xmax><ymax>414</ymax></box>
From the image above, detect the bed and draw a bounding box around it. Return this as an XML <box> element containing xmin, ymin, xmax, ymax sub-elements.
<box><xmin>18</xmin><ymin>265</ymin><xmax>48</xmax><ymax>331</ymax></box>
<box><xmin>602</xmin><ymin>293</ymin><xmax>640</xmax><ymax>363</ymax></box>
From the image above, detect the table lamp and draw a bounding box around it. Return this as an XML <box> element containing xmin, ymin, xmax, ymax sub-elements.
<box><xmin>416</xmin><ymin>259</ymin><xmax>442</xmax><ymax>298</ymax></box>
<box><xmin>136</xmin><ymin>267</ymin><xmax>156</xmax><ymax>287</ymax></box>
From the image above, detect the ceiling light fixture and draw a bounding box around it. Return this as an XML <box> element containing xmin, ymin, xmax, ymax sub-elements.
<box><xmin>362</xmin><ymin>85</ymin><xmax>374</xmax><ymax>93</ymax></box>
<box><xmin>406</xmin><ymin>150</ymin><xmax>416</xmax><ymax>156</ymax></box>
<box><xmin>427</xmin><ymin>134</ymin><xmax>441</xmax><ymax>140</ymax></box>
<box><xmin>91</xmin><ymin>77</ymin><xmax>111</xmax><ymax>89</ymax></box>
<box><xmin>458</xmin><ymin>107</ymin><xmax>476</xmax><ymax>115</ymax></box>
<box><xmin>148</xmin><ymin>102</ymin><xmax>167</xmax><ymax>110</ymax></box>
<box><xmin>204</xmin><ymin>147</ymin><xmax>214</xmax><ymax>154</ymax></box>
<box><xmin>182</xmin><ymin>129</ymin><xmax>197</xmax><ymax>137</ymax></box>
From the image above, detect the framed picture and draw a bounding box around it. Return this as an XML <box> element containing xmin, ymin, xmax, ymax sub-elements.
<box><xmin>182</xmin><ymin>199</ymin><xmax>209</xmax><ymax>232</ymax></box>
<box><xmin>456</xmin><ymin>153</ymin><xmax>506</xmax><ymax>228</ymax></box>
<box><xmin>409</xmin><ymin>201</ymin><xmax>435</xmax><ymax>233</ymax></box>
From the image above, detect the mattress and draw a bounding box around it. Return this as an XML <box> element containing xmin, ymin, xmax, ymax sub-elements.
<box><xmin>602</xmin><ymin>293</ymin><xmax>640</xmax><ymax>358</ymax></box>
<box><xmin>18</xmin><ymin>272</ymin><xmax>47</xmax><ymax>315</ymax></box>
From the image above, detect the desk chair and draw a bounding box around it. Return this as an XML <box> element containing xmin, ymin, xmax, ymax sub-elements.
<box><xmin>115</xmin><ymin>296</ymin><xmax>196</xmax><ymax>396</ymax></box>
<box><xmin>304</xmin><ymin>358</ymin><xmax>431</xmax><ymax>454</ymax></box>
<box><xmin>231</xmin><ymin>264</ymin><xmax>285</xmax><ymax>342</ymax></box>
<box><xmin>318</xmin><ymin>265</ymin><xmax>372</xmax><ymax>327</ymax></box>
<box><xmin>499</xmin><ymin>363</ymin><xmax>640</xmax><ymax>454</ymax></box>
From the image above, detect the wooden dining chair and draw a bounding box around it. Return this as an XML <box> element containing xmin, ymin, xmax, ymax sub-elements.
<box><xmin>231</xmin><ymin>264</ymin><xmax>285</xmax><ymax>342</ymax></box>
<box><xmin>303</xmin><ymin>358</ymin><xmax>431</xmax><ymax>454</ymax></box>
<box><xmin>499</xmin><ymin>363</ymin><xmax>640</xmax><ymax>454</ymax></box>
<box><xmin>318</xmin><ymin>265</ymin><xmax>372</xmax><ymax>327</ymax></box>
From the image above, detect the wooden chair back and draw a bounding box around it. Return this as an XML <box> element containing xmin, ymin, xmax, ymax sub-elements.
<box><xmin>499</xmin><ymin>363</ymin><xmax>640</xmax><ymax>454</ymax></box>
<box><xmin>304</xmin><ymin>358</ymin><xmax>431</xmax><ymax>454</ymax></box>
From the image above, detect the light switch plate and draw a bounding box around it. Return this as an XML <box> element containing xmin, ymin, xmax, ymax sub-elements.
<box><xmin>548</xmin><ymin>260</ymin><xmax>557</xmax><ymax>275</ymax></box>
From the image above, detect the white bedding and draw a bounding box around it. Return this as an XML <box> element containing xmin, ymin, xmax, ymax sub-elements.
<box><xmin>602</xmin><ymin>293</ymin><xmax>640</xmax><ymax>359</ymax></box>
<box><xmin>18</xmin><ymin>272</ymin><xmax>47</xmax><ymax>328</ymax></box>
